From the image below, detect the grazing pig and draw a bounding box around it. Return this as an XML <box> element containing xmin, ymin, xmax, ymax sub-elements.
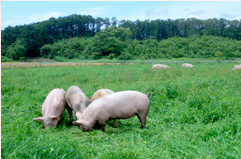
<box><xmin>152</xmin><ymin>64</ymin><xmax>171</xmax><ymax>69</ymax></box>
<box><xmin>231</xmin><ymin>64</ymin><xmax>241</xmax><ymax>70</ymax></box>
<box><xmin>65</xmin><ymin>86</ymin><xmax>91</xmax><ymax>123</ymax></box>
<box><xmin>91</xmin><ymin>89</ymin><xmax>118</xmax><ymax>127</ymax></box>
<box><xmin>91</xmin><ymin>89</ymin><xmax>115</xmax><ymax>101</ymax></box>
<box><xmin>182</xmin><ymin>63</ymin><xmax>194</xmax><ymax>68</ymax></box>
<box><xmin>33</xmin><ymin>88</ymin><xmax>66</xmax><ymax>129</ymax></box>
<box><xmin>73</xmin><ymin>91</ymin><xmax>151</xmax><ymax>132</ymax></box>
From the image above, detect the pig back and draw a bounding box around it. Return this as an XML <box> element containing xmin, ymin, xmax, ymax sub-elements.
<box><xmin>66</xmin><ymin>86</ymin><xmax>91</xmax><ymax>111</ymax></box>
<box><xmin>42</xmin><ymin>88</ymin><xmax>66</xmax><ymax>117</ymax></box>
<box><xmin>91</xmin><ymin>89</ymin><xmax>115</xmax><ymax>101</ymax></box>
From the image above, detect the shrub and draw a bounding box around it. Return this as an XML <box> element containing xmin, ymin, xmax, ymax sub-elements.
<box><xmin>1</xmin><ymin>56</ymin><xmax>13</xmax><ymax>62</ymax></box>
<box><xmin>107</xmin><ymin>53</ymin><xmax>115</xmax><ymax>60</ymax></box>
<box><xmin>6</xmin><ymin>39</ymin><xmax>26</xmax><ymax>60</ymax></box>
<box><xmin>54</xmin><ymin>56</ymin><xmax>68</xmax><ymax>62</ymax></box>
<box><xmin>117</xmin><ymin>52</ymin><xmax>135</xmax><ymax>60</ymax></box>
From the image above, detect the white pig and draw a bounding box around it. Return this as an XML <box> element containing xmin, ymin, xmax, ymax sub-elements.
<box><xmin>91</xmin><ymin>89</ymin><xmax>114</xmax><ymax>101</ymax></box>
<box><xmin>231</xmin><ymin>64</ymin><xmax>241</xmax><ymax>70</ymax></box>
<box><xmin>91</xmin><ymin>89</ymin><xmax>118</xmax><ymax>127</ymax></box>
<box><xmin>73</xmin><ymin>91</ymin><xmax>151</xmax><ymax>132</ymax></box>
<box><xmin>152</xmin><ymin>64</ymin><xmax>171</xmax><ymax>69</ymax></box>
<box><xmin>182</xmin><ymin>63</ymin><xmax>194</xmax><ymax>68</ymax></box>
<box><xmin>65</xmin><ymin>86</ymin><xmax>91</xmax><ymax>123</ymax></box>
<box><xmin>33</xmin><ymin>88</ymin><xmax>66</xmax><ymax>129</ymax></box>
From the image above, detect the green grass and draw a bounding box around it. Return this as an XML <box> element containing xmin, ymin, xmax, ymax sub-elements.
<box><xmin>1</xmin><ymin>62</ymin><xmax>241</xmax><ymax>158</ymax></box>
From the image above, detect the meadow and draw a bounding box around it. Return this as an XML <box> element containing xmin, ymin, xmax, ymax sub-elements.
<box><xmin>1</xmin><ymin>62</ymin><xmax>241</xmax><ymax>158</ymax></box>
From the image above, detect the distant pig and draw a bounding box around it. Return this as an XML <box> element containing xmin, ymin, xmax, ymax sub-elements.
<box><xmin>152</xmin><ymin>64</ymin><xmax>171</xmax><ymax>69</ymax></box>
<box><xmin>73</xmin><ymin>91</ymin><xmax>151</xmax><ymax>132</ymax></box>
<box><xmin>182</xmin><ymin>63</ymin><xmax>194</xmax><ymax>68</ymax></box>
<box><xmin>231</xmin><ymin>64</ymin><xmax>241</xmax><ymax>71</ymax></box>
<box><xmin>65</xmin><ymin>86</ymin><xmax>91</xmax><ymax>124</ymax></box>
<box><xmin>33</xmin><ymin>88</ymin><xmax>66</xmax><ymax>129</ymax></box>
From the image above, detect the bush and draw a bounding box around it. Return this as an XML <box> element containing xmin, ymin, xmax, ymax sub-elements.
<box><xmin>36</xmin><ymin>34</ymin><xmax>241</xmax><ymax>60</ymax></box>
<box><xmin>117</xmin><ymin>52</ymin><xmax>135</xmax><ymax>60</ymax></box>
<box><xmin>92</xmin><ymin>52</ymin><xmax>102</xmax><ymax>60</ymax></box>
<box><xmin>1</xmin><ymin>56</ymin><xmax>12</xmax><ymax>62</ymax></box>
<box><xmin>6</xmin><ymin>39</ymin><xmax>26</xmax><ymax>60</ymax></box>
<box><xmin>54</xmin><ymin>56</ymin><xmax>68</xmax><ymax>62</ymax></box>
<box><xmin>107</xmin><ymin>53</ymin><xmax>115</xmax><ymax>60</ymax></box>
<box><xmin>40</xmin><ymin>37</ymin><xmax>89</xmax><ymax>59</ymax></box>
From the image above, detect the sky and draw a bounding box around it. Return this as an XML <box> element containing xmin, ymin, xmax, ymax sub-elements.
<box><xmin>1</xmin><ymin>1</ymin><xmax>241</xmax><ymax>30</ymax></box>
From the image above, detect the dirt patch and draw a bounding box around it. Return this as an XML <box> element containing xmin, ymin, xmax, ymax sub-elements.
<box><xmin>1</xmin><ymin>62</ymin><xmax>121</xmax><ymax>68</ymax></box>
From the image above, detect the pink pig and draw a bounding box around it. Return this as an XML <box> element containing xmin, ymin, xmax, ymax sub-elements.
<box><xmin>33</xmin><ymin>88</ymin><xmax>66</xmax><ymax>129</ymax></box>
<box><xmin>73</xmin><ymin>91</ymin><xmax>150</xmax><ymax>132</ymax></box>
<box><xmin>65</xmin><ymin>86</ymin><xmax>91</xmax><ymax>124</ymax></box>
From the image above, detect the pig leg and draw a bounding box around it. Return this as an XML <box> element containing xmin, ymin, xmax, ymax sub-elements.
<box><xmin>114</xmin><ymin>119</ymin><xmax>118</xmax><ymax>128</ymax></box>
<box><xmin>137</xmin><ymin>114</ymin><xmax>146</xmax><ymax>128</ymax></box>
<box><xmin>99</xmin><ymin>120</ymin><xmax>107</xmax><ymax>132</ymax></box>
<box><xmin>100</xmin><ymin>125</ymin><xmax>106</xmax><ymax>132</ymax></box>
<box><xmin>59</xmin><ymin>115</ymin><xmax>64</xmax><ymax>125</ymax></box>
<box><xmin>66</xmin><ymin>105</ymin><xmax>73</xmax><ymax>125</ymax></box>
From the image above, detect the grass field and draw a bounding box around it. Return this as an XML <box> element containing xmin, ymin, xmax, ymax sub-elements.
<box><xmin>1</xmin><ymin>62</ymin><xmax>241</xmax><ymax>158</ymax></box>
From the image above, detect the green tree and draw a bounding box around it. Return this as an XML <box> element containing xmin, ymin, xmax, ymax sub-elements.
<box><xmin>83</xmin><ymin>26</ymin><xmax>131</xmax><ymax>58</ymax></box>
<box><xmin>111</xmin><ymin>17</ymin><xmax>118</xmax><ymax>26</ymax></box>
<box><xmin>6</xmin><ymin>39</ymin><xmax>27</xmax><ymax>60</ymax></box>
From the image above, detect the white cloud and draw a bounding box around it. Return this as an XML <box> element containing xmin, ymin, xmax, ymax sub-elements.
<box><xmin>189</xmin><ymin>10</ymin><xmax>205</xmax><ymax>16</ymax></box>
<box><xmin>2</xmin><ymin>12</ymin><xmax>64</xmax><ymax>29</ymax></box>
<box><xmin>186</xmin><ymin>10</ymin><xmax>205</xmax><ymax>19</ymax></box>
<box><xmin>79</xmin><ymin>7</ymin><xmax>105</xmax><ymax>17</ymax></box>
<box><xmin>28</xmin><ymin>12</ymin><xmax>64</xmax><ymax>23</ymax></box>
<box><xmin>219</xmin><ymin>13</ymin><xmax>241</xmax><ymax>20</ymax></box>
<box><xmin>1</xmin><ymin>7</ymin><xmax>106</xmax><ymax>29</ymax></box>
<box><xmin>219</xmin><ymin>13</ymin><xmax>234</xmax><ymax>20</ymax></box>
<box><xmin>4</xmin><ymin>16</ymin><xmax>22</xmax><ymax>27</ymax></box>
<box><xmin>145</xmin><ymin>7</ymin><xmax>168</xmax><ymax>17</ymax></box>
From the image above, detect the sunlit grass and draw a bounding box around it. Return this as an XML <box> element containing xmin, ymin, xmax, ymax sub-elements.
<box><xmin>1</xmin><ymin>63</ymin><xmax>241</xmax><ymax>158</ymax></box>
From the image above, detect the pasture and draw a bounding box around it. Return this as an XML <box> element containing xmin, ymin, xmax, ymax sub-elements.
<box><xmin>1</xmin><ymin>62</ymin><xmax>241</xmax><ymax>158</ymax></box>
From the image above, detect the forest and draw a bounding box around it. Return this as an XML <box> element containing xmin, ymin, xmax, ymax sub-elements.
<box><xmin>1</xmin><ymin>14</ymin><xmax>241</xmax><ymax>61</ymax></box>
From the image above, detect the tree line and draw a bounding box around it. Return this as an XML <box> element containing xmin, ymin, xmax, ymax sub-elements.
<box><xmin>1</xmin><ymin>14</ymin><xmax>241</xmax><ymax>60</ymax></box>
<box><xmin>40</xmin><ymin>27</ymin><xmax>241</xmax><ymax>61</ymax></box>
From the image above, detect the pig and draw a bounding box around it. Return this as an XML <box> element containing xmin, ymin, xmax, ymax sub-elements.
<box><xmin>73</xmin><ymin>91</ymin><xmax>151</xmax><ymax>132</ymax></box>
<box><xmin>91</xmin><ymin>89</ymin><xmax>115</xmax><ymax>101</ymax></box>
<box><xmin>152</xmin><ymin>64</ymin><xmax>171</xmax><ymax>69</ymax></box>
<box><xmin>65</xmin><ymin>86</ymin><xmax>91</xmax><ymax>124</ymax></box>
<box><xmin>33</xmin><ymin>88</ymin><xmax>66</xmax><ymax>129</ymax></box>
<box><xmin>231</xmin><ymin>64</ymin><xmax>241</xmax><ymax>70</ymax></box>
<box><xmin>182</xmin><ymin>63</ymin><xmax>194</xmax><ymax>68</ymax></box>
<box><xmin>91</xmin><ymin>89</ymin><xmax>118</xmax><ymax>127</ymax></box>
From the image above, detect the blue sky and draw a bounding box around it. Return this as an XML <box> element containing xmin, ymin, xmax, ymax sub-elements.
<box><xmin>1</xmin><ymin>1</ymin><xmax>241</xmax><ymax>30</ymax></box>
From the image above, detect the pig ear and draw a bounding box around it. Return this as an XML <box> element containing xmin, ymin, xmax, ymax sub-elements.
<box><xmin>73</xmin><ymin>120</ymin><xmax>84</xmax><ymax>125</ymax></box>
<box><xmin>33</xmin><ymin>117</ymin><xmax>44</xmax><ymax>122</ymax></box>
<box><xmin>50</xmin><ymin>116</ymin><xmax>59</xmax><ymax>121</ymax></box>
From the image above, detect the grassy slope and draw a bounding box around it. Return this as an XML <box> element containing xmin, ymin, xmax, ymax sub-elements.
<box><xmin>1</xmin><ymin>63</ymin><xmax>241</xmax><ymax>158</ymax></box>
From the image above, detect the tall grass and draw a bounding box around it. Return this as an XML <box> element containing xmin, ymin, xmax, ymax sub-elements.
<box><xmin>1</xmin><ymin>63</ymin><xmax>241</xmax><ymax>158</ymax></box>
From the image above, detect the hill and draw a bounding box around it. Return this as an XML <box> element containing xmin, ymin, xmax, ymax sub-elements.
<box><xmin>1</xmin><ymin>14</ymin><xmax>241</xmax><ymax>61</ymax></box>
